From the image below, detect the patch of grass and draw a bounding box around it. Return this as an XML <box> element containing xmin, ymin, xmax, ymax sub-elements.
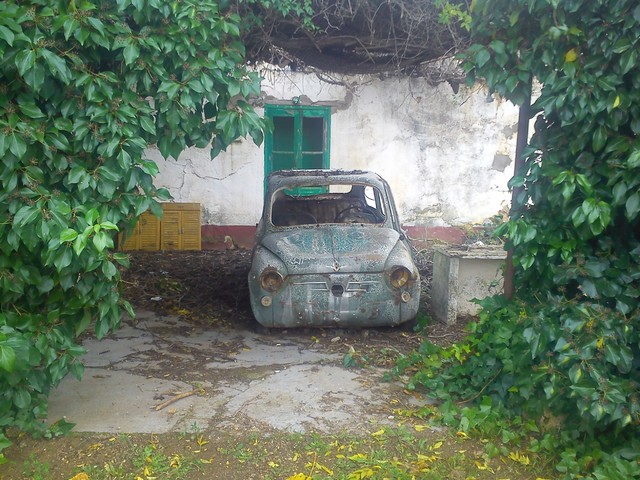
<box><xmin>77</xmin><ymin>435</ymin><xmax>201</xmax><ymax>480</ymax></box>
<box><xmin>22</xmin><ymin>454</ymin><xmax>50</xmax><ymax>480</ymax></box>
<box><xmin>6</xmin><ymin>424</ymin><xmax>555</xmax><ymax>480</ymax></box>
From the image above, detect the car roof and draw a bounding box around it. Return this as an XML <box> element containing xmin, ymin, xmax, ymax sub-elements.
<box><xmin>266</xmin><ymin>169</ymin><xmax>388</xmax><ymax>190</ymax></box>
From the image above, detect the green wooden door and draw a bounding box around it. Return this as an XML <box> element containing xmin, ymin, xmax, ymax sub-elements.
<box><xmin>265</xmin><ymin>105</ymin><xmax>331</xmax><ymax>191</ymax></box>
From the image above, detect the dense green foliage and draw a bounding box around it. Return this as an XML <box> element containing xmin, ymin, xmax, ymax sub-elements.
<box><xmin>0</xmin><ymin>0</ymin><xmax>274</xmax><ymax>460</ymax></box>
<box><xmin>399</xmin><ymin>0</ymin><xmax>640</xmax><ymax>477</ymax></box>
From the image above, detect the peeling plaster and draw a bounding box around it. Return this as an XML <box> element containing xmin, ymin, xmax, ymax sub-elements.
<box><xmin>151</xmin><ymin>69</ymin><xmax>520</xmax><ymax>228</ymax></box>
<box><xmin>492</xmin><ymin>154</ymin><xmax>512</xmax><ymax>172</ymax></box>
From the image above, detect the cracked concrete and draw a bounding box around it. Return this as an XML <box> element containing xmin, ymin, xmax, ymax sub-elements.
<box><xmin>47</xmin><ymin>310</ymin><xmax>425</xmax><ymax>435</ymax></box>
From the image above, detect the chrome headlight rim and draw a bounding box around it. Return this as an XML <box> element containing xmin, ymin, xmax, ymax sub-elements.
<box><xmin>259</xmin><ymin>268</ymin><xmax>285</xmax><ymax>292</ymax></box>
<box><xmin>389</xmin><ymin>266</ymin><xmax>412</xmax><ymax>289</ymax></box>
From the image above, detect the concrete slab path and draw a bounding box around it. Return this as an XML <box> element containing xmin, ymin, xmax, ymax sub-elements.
<box><xmin>48</xmin><ymin>310</ymin><xmax>424</xmax><ymax>435</ymax></box>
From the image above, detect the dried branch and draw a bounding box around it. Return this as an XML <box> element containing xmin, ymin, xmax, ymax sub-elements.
<box><xmin>154</xmin><ymin>389</ymin><xmax>198</xmax><ymax>411</ymax></box>
<box><xmin>241</xmin><ymin>0</ymin><xmax>471</xmax><ymax>84</ymax></box>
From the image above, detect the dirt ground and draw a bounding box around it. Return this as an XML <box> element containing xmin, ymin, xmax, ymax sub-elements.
<box><xmin>2</xmin><ymin>248</ymin><xmax>481</xmax><ymax>480</ymax></box>
<box><xmin>120</xmin><ymin>248</ymin><xmax>467</xmax><ymax>355</ymax></box>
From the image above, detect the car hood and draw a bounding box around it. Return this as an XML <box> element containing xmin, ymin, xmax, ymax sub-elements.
<box><xmin>259</xmin><ymin>225</ymin><xmax>402</xmax><ymax>274</ymax></box>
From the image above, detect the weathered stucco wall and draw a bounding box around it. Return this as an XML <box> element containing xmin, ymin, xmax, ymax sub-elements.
<box><xmin>150</xmin><ymin>68</ymin><xmax>518</xmax><ymax>231</ymax></box>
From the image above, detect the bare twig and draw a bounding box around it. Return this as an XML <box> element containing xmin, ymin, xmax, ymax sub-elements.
<box><xmin>242</xmin><ymin>0</ymin><xmax>471</xmax><ymax>83</ymax></box>
<box><xmin>154</xmin><ymin>389</ymin><xmax>199</xmax><ymax>411</ymax></box>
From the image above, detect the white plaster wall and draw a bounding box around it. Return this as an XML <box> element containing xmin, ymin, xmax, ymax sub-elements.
<box><xmin>150</xmin><ymin>68</ymin><xmax>519</xmax><ymax>227</ymax></box>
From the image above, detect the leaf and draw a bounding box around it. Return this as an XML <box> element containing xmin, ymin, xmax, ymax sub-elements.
<box><xmin>92</xmin><ymin>231</ymin><xmax>110</xmax><ymax>252</ymax></box>
<box><xmin>580</xmin><ymin>279</ymin><xmax>598</xmax><ymax>298</ymax></box>
<box><xmin>625</xmin><ymin>192</ymin><xmax>640</xmax><ymax>219</ymax></box>
<box><xmin>158</xmin><ymin>80</ymin><xmax>181</xmax><ymax>100</ymax></box>
<box><xmin>19</xmin><ymin>102</ymin><xmax>45</xmax><ymax>119</ymax></box>
<box><xmin>101</xmin><ymin>260</ymin><xmax>117</xmax><ymax>279</ymax></box>
<box><xmin>619</xmin><ymin>48</ymin><xmax>637</xmax><ymax>75</ymax></box>
<box><xmin>568</xmin><ymin>364</ymin><xmax>583</xmax><ymax>384</ymax></box>
<box><xmin>73</xmin><ymin>229</ymin><xmax>90</xmax><ymax>255</ymax></box>
<box><xmin>37</xmin><ymin>276</ymin><xmax>54</xmax><ymax>294</ymax></box>
<box><xmin>612</xmin><ymin>181</ymin><xmax>628</xmax><ymax>204</ymax></box>
<box><xmin>140</xmin><ymin>115</ymin><xmax>156</xmax><ymax>135</ymax></box>
<box><xmin>123</xmin><ymin>42</ymin><xmax>140</xmax><ymax>65</ymax></box>
<box><xmin>612</xmin><ymin>95</ymin><xmax>620</xmax><ymax>109</ymax></box>
<box><xmin>628</xmin><ymin>149</ymin><xmax>640</xmax><ymax>168</ymax></box>
<box><xmin>0</xmin><ymin>25</ymin><xmax>15</xmax><ymax>46</ymax></box>
<box><xmin>60</xmin><ymin>228</ymin><xmax>78</xmax><ymax>242</ymax></box>
<box><xmin>53</xmin><ymin>247</ymin><xmax>73</xmax><ymax>271</ymax></box>
<box><xmin>40</xmin><ymin>48</ymin><xmax>72</xmax><ymax>84</ymax></box>
<box><xmin>85</xmin><ymin>208</ymin><xmax>100</xmax><ymax>225</ymax></box>
<box><xmin>75</xmin><ymin>310</ymin><xmax>92</xmax><ymax>338</ymax></box>
<box><xmin>475</xmin><ymin>48</ymin><xmax>491</xmax><ymax>68</ymax></box>
<box><xmin>0</xmin><ymin>345</ymin><xmax>16</xmax><ymax>373</ymax></box>
<box><xmin>63</xmin><ymin>18</ymin><xmax>80</xmax><ymax>41</ymax></box>
<box><xmin>13</xmin><ymin>205</ymin><xmax>40</xmax><ymax>228</ymax></box>
<box><xmin>9</xmin><ymin>133</ymin><xmax>27</xmax><ymax>158</ymax></box>
<box><xmin>13</xmin><ymin>389</ymin><xmax>31</xmax><ymax>409</ymax></box>
<box><xmin>592</xmin><ymin>126</ymin><xmax>607</xmax><ymax>152</ymax></box>
<box><xmin>15</xmin><ymin>49</ymin><xmax>36</xmax><ymax>77</ymax></box>
<box><xmin>565</xmin><ymin>48</ymin><xmax>578</xmax><ymax>63</ymax></box>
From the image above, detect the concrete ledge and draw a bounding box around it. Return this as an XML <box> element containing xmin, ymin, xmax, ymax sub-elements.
<box><xmin>431</xmin><ymin>245</ymin><xmax>506</xmax><ymax>324</ymax></box>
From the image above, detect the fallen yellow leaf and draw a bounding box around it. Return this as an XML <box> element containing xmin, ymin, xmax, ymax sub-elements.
<box><xmin>286</xmin><ymin>474</ymin><xmax>312</xmax><ymax>480</ymax></box>
<box><xmin>348</xmin><ymin>453</ymin><xmax>368</xmax><ymax>461</ymax></box>
<box><xmin>370</xmin><ymin>428</ymin><xmax>385</xmax><ymax>437</ymax></box>
<box><xmin>475</xmin><ymin>460</ymin><xmax>494</xmax><ymax>472</ymax></box>
<box><xmin>509</xmin><ymin>451</ymin><xmax>531</xmax><ymax>466</ymax></box>
<box><xmin>68</xmin><ymin>474</ymin><xmax>89</xmax><ymax>480</ymax></box>
<box><xmin>348</xmin><ymin>467</ymin><xmax>378</xmax><ymax>479</ymax></box>
<box><xmin>305</xmin><ymin>461</ymin><xmax>333</xmax><ymax>475</ymax></box>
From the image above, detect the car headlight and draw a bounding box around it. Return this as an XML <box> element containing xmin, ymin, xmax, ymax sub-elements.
<box><xmin>389</xmin><ymin>266</ymin><xmax>411</xmax><ymax>288</ymax></box>
<box><xmin>259</xmin><ymin>269</ymin><xmax>284</xmax><ymax>292</ymax></box>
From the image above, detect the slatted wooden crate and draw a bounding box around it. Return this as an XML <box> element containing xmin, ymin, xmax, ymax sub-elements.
<box><xmin>120</xmin><ymin>203</ymin><xmax>201</xmax><ymax>251</ymax></box>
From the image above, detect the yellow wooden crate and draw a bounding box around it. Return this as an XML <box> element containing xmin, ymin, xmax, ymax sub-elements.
<box><xmin>119</xmin><ymin>203</ymin><xmax>201</xmax><ymax>251</ymax></box>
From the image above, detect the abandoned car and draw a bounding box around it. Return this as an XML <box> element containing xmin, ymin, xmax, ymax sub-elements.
<box><xmin>248</xmin><ymin>170</ymin><xmax>420</xmax><ymax>328</ymax></box>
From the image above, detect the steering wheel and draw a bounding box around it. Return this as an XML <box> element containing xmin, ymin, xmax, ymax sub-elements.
<box><xmin>334</xmin><ymin>205</ymin><xmax>377</xmax><ymax>223</ymax></box>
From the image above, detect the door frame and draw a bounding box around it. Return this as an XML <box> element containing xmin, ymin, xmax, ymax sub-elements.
<box><xmin>264</xmin><ymin>104</ymin><xmax>331</xmax><ymax>192</ymax></box>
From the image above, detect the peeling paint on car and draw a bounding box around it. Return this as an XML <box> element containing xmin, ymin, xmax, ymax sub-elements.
<box><xmin>248</xmin><ymin>170</ymin><xmax>421</xmax><ymax>328</ymax></box>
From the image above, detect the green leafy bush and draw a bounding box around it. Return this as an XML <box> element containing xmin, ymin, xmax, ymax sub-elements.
<box><xmin>395</xmin><ymin>0</ymin><xmax>640</xmax><ymax>477</ymax></box>
<box><xmin>395</xmin><ymin>295</ymin><xmax>640</xmax><ymax>477</ymax></box>
<box><xmin>0</xmin><ymin>0</ymin><xmax>272</xmax><ymax>460</ymax></box>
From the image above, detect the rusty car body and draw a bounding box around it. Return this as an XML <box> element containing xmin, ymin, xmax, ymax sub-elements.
<box><xmin>248</xmin><ymin>170</ymin><xmax>421</xmax><ymax>328</ymax></box>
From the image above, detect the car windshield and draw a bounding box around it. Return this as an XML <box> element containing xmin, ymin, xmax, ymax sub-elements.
<box><xmin>270</xmin><ymin>183</ymin><xmax>387</xmax><ymax>226</ymax></box>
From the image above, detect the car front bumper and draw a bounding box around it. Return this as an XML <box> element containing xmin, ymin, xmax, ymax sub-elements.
<box><xmin>249</xmin><ymin>272</ymin><xmax>420</xmax><ymax>328</ymax></box>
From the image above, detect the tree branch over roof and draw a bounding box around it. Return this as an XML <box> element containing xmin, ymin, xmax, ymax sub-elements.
<box><xmin>241</xmin><ymin>0</ymin><xmax>471</xmax><ymax>84</ymax></box>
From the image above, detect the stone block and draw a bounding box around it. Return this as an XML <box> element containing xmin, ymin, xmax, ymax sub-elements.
<box><xmin>431</xmin><ymin>246</ymin><xmax>506</xmax><ymax>324</ymax></box>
